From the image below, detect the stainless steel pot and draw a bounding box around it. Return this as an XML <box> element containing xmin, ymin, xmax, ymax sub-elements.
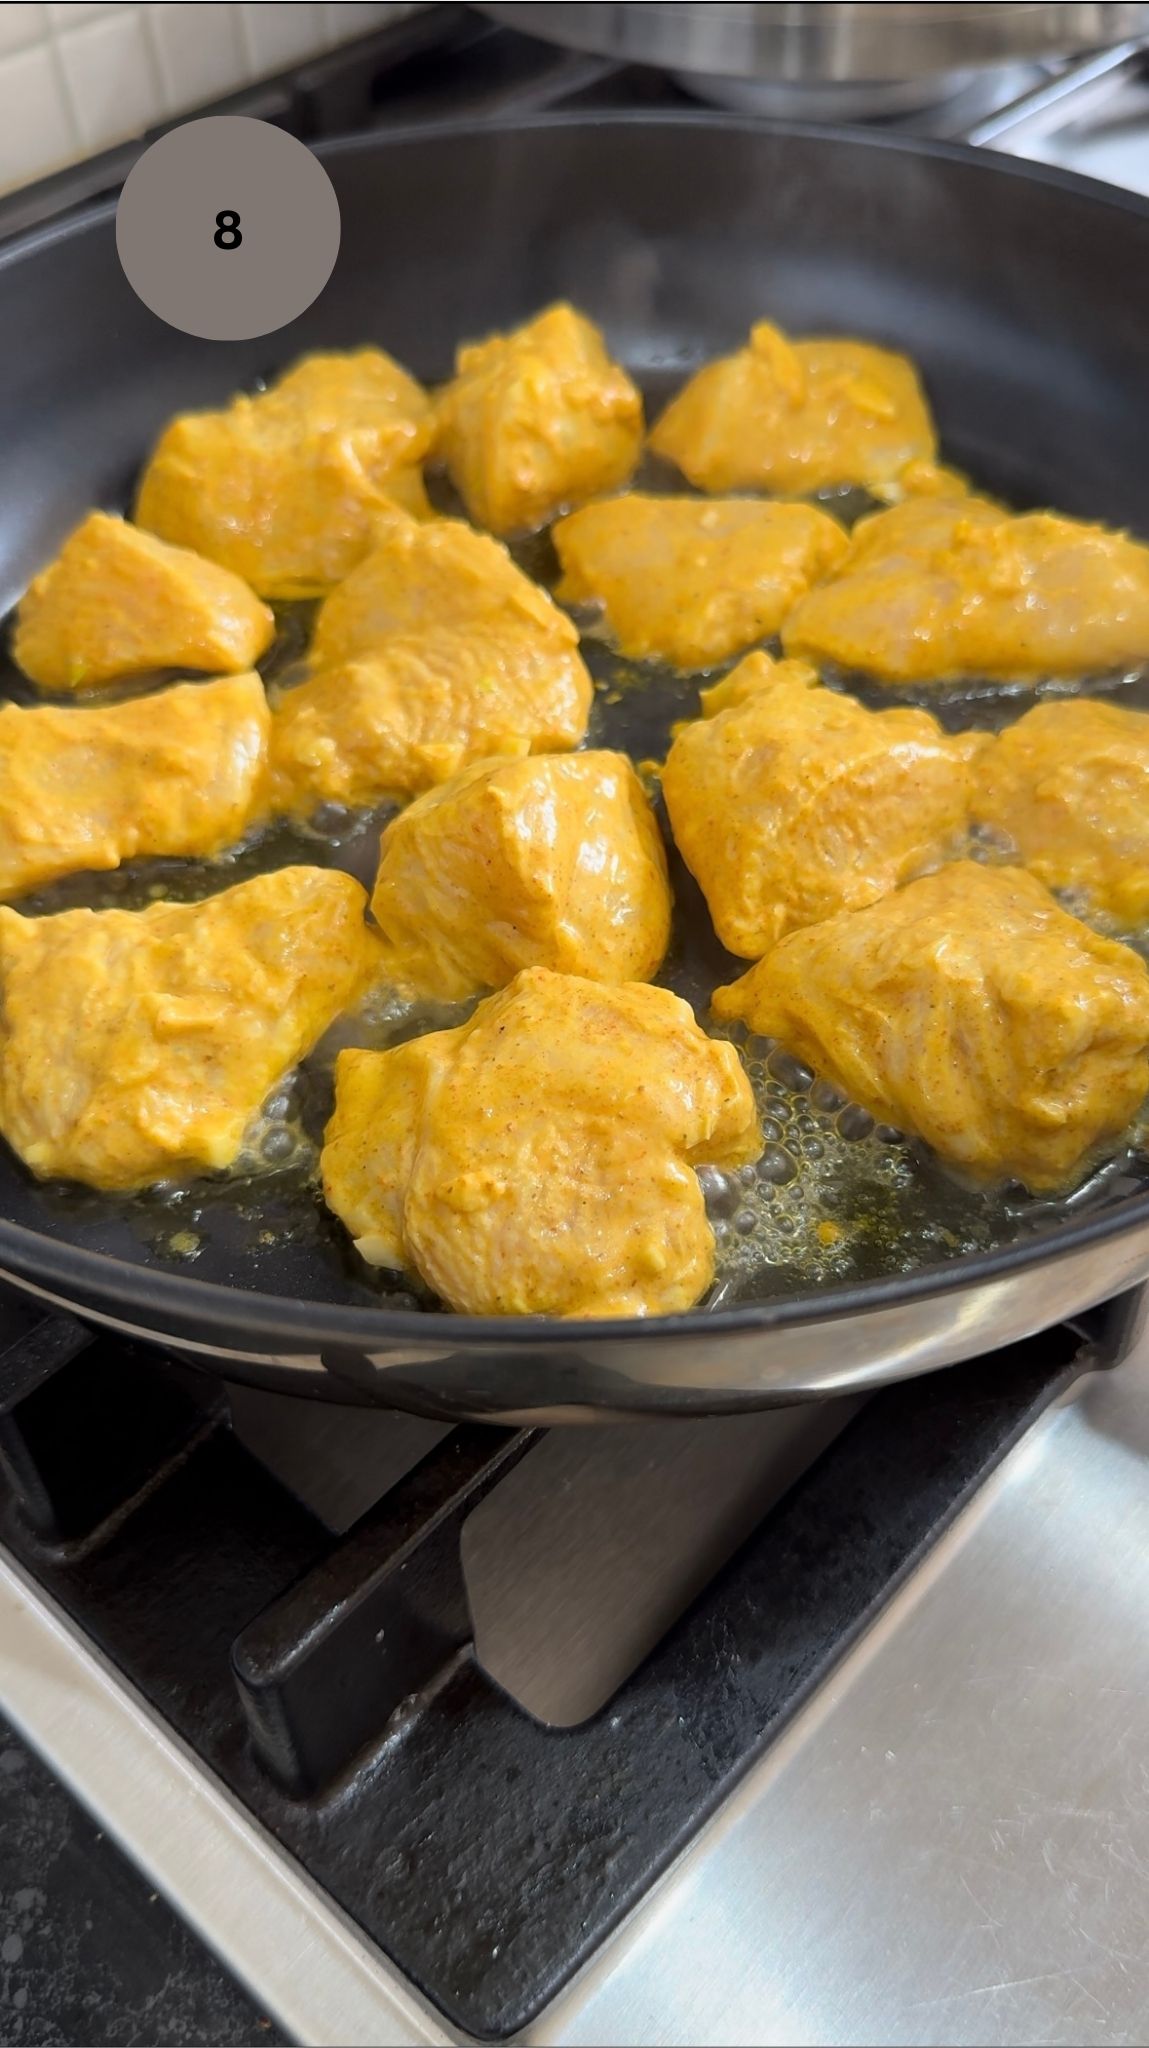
<box><xmin>477</xmin><ymin>3</ymin><xmax>1149</xmax><ymax>78</ymax></box>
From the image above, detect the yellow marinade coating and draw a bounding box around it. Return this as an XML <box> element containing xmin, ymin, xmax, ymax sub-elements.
<box><xmin>434</xmin><ymin>303</ymin><xmax>644</xmax><ymax>535</ymax></box>
<box><xmin>271</xmin><ymin>624</ymin><xmax>592</xmax><ymax>813</ymax></box>
<box><xmin>662</xmin><ymin>653</ymin><xmax>980</xmax><ymax>958</ymax></box>
<box><xmin>321</xmin><ymin>966</ymin><xmax>761</xmax><ymax>1317</ymax></box>
<box><xmin>551</xmin><ymin>493</ymin><xmax>848</xmax><ymax>669</ymax></box>
<box><xmin>13</xmin><ymin>513</ymin><xmax>274</xmax><ymax>690</ymax></box>
<box><xmin>782</xmin><ymin>494</ymin><xmax>1149</xmax><ymax>685</ymax></box>
<box><xmin>649</xmin><ymin>320</ymin><xmax>936</xmax><ymax>496</ymax></box>
<box><xmin>0</xmin><ymin>866</ymin><xmax>380</xmax><ymax>1191</ymax></box>
<box><xmin>135</xmin><ymin>350</ymin><xmax>435</xmax><ymax>598</ymax></box>
<box><xmin>270</xmin><ymin>626</ymin><xmax>589</xmax><ymax>811</ymax></box>
<box><xmin>0</xmin><ymin>673</ymin><xmax>270</xmax><ymax>901</ymax></box>
<box><xmin>973</xmin><ymin>697</ymin><xmax>1149</xmax><ymax>928</ymax></box>
<box><xmin>309</xmin><ymin>504</ymin><xmax>579</xmax><ymax>666</ymax></box>
<box><xmin>370</xmin><ymin>751</ymin><xmax>671</xmax><ymax>1002</ymax></box>
<box><xmin>273</xmin><ymin>511</ymin><xmax>592</xmax><ymax>812</ymax></box>
<box><xmin>713</xmin><ymin>862</ymin><xmax>1149</xmax><ymax>1191</ymax></box>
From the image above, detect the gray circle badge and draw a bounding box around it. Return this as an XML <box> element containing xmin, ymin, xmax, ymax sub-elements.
<box><xmin>116</xmin><ymin>116</ymin><xmax>341</xmax><ymax>341</ymax></box>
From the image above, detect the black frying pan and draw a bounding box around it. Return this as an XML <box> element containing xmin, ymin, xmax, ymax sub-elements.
<box><xmin>1</xmin><ymin>112</ymin><xmax>1149</xmax><ymax>1422</ymax></box>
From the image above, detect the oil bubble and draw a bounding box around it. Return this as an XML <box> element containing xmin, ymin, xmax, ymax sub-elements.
<box><xmin>757</xmin><ymin>1145</ymin><xmax>797</xmax><ymax>1185</ymax></box>
<box><xmin>309</xmin><ymin>802</ymin><xmax>354</xmax><ymax>839</ymax></box>
<box><xmin>811</xmin><ymin>1079</ymin><xmax>846</xmax><ymax>1114</ymax></box>
<box><xmin>698</xmin><ymin>1166</ymin><xmax>740</xmax><ymax>1218</ymax></box>
<box><xmin>768</xmin><ymin>1049</ymin><xmax>813</xmax><ymax>1092</ymax></box>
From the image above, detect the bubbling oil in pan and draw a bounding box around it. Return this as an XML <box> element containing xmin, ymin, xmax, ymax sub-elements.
<box><xmin>2</xmin><ymin>445</ymin><xmax>1149</xmax><ymax>1312</ymax></box>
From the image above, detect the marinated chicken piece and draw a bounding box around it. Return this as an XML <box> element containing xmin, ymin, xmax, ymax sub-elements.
<box><xmin>135</xmin><ymin>349</ymin><xmax>435</xmax><ymax>597</ymax></box>
<box><xmin>649</xmin><ymin>321</ymin><xmax>935</xmax><ymax>497</ymax></box>
<box><xmin>896</xmin><ymin>458</ymin><xmax>972</xmax><ymax>501</ymax></box>
<box><xmin>783</xmin><ymin>495</ymin><xmax>1149</xmax><ymax>685</ymax></box>
<box><xmin>0</xmin><ymin>673</ymin><xmax>270</xmax><ymax>901</ymax></box>
<box><xmin>322</xmin><ymin>967</ymin><xmax>761</xmax><ymax>1317</ymax></box>
<box><xmin>662</xmin><ymin>653</ymin><xmax>978</xmax><ymax>958</ymax></box>
<box><xmin>12</xmin><ymin>512</ymin><xmax>274</xmax><ymax>691</ymax></box>
<box><xmin>974</xmin><ymin>698</ymin><xmax>1149</xmax><ymax>927</ymax></box>
<box><xmin>310</xmin><ymin>506</ymin><xmax>579</xmax><ymax>667</ymax></box>
<box><xmin>552</xmin><ymin>494</ymin><xmax>847</xmax><ymax>669</ymax></box>
<box><xmin>370</xmin><ymin>751</ymin><xmax>671</xmax><ymax>1001</ymax></box>
<box><xmin>714</xmin><ymin>863</ymin><xmax>1149</xmax><ymax>1191</ymax></box>
<box><xmin>276</xmin><ymin>511</ymin><xmax>592</xmax><ymax>812</ymax></box>
<box><xmin>0</xmin><ymin>867</ymin><xmax>379</xmax><ymax>1191</ymax></box>
<box><xmin>271</xmin><ymin>623</ymin><xmax>592</xmax><ymax>813</ymax></box>
<box><xmin>435</xmin><ymin>303</ymin><xmax>643</xmax><ymax>535</ymax></box>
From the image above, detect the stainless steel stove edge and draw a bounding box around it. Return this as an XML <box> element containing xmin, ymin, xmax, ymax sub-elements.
<box><xmin>0</xmin><ymin>1554</ymin><xmax>455</xmax><ymax>2048</ymax></box>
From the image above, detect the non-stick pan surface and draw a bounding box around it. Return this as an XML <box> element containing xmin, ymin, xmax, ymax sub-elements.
<box><xmin>2</xmin><ymin>113</ymin><xmax>1149</xmax><ymax>1420</ymax></box>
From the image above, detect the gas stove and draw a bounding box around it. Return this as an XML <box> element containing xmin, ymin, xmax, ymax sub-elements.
<box><xmin>4</xmin><ymin>10</ymin><xmax>1149</xmax><ymax>2045</ymax></box>
<box><xmin>4</xmin><ymin>1286</ymin><xmax>1145</xmax><ymax>2045</ymax></box>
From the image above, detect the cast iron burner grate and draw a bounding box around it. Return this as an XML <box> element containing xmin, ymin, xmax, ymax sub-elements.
<box><xmin>0</xmin><ymin>1280</ymin><xmax>1109</xmax><ymax>2038</ymax></box>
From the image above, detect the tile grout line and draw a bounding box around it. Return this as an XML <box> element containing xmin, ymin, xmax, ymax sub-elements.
<box><xmin>44</xmin><ymin>17</ymin><xmax>85</xmax><ymax>160</ymax></box>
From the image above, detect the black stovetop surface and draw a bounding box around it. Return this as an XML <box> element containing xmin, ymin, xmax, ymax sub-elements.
<box><xmin>0</xmin><ymin>1707</ymin><xmax>283</xmax><ymax>2048</ymax></box>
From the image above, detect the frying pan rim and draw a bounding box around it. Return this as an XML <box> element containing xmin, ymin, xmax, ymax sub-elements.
<box><xmin>7</xmin><ymin>106</ymin><xmax>1149</xmax><ymax>280</ymax></box>
<box><xmin>2</xmin><ymin>108</ymin><xmax>1149</xmax><ymax>1349</ymax></box>
<box><xmin>0</xmin><ymin>1176</ymin><xmax>1148</xmax><ymax>1347</ymax></box>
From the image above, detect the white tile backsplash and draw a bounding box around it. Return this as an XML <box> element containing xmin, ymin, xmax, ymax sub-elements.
<box><xmin>57</xmin><ymin>5</ymin><xmax>161</xmax><ymax>151</ymax></box>
<box><xmin>0</xmin><ymin>0</ymin><xmax>422</xmax><ymax>197</ymax></box>
<box><xmin>0</xmin><ymin>41</ymin><xmax>75</xmax><ymax>188</ymax></box>
<box><xmin>45</xmin><ymin>3</ymin><xmax>122</xmax><ymax>26</ymax></box>
<box><xmin>147</xmin><ymin>2</ymin><xmax>247</xmax><ymax>118</ymax></box>
<box><xmin>0</xmin><ymin>7</ymin><xmax>47</xmax><ymax>59</ymax></box>
<box><xmin>320</xmin><ymin>0</ymin><xmax>400</xmax><ymax>45</ymax></box>
<box><xmin>239</xmin><ymin>3</ymin><xmax>324</xmax><ymax>75</ymax></box>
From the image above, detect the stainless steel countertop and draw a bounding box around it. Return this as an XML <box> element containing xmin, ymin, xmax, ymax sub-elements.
<box><xmin>536</xmin><ymin>1299</ymin><xmax>1149</xmax><ymax>2046</ymax></box>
